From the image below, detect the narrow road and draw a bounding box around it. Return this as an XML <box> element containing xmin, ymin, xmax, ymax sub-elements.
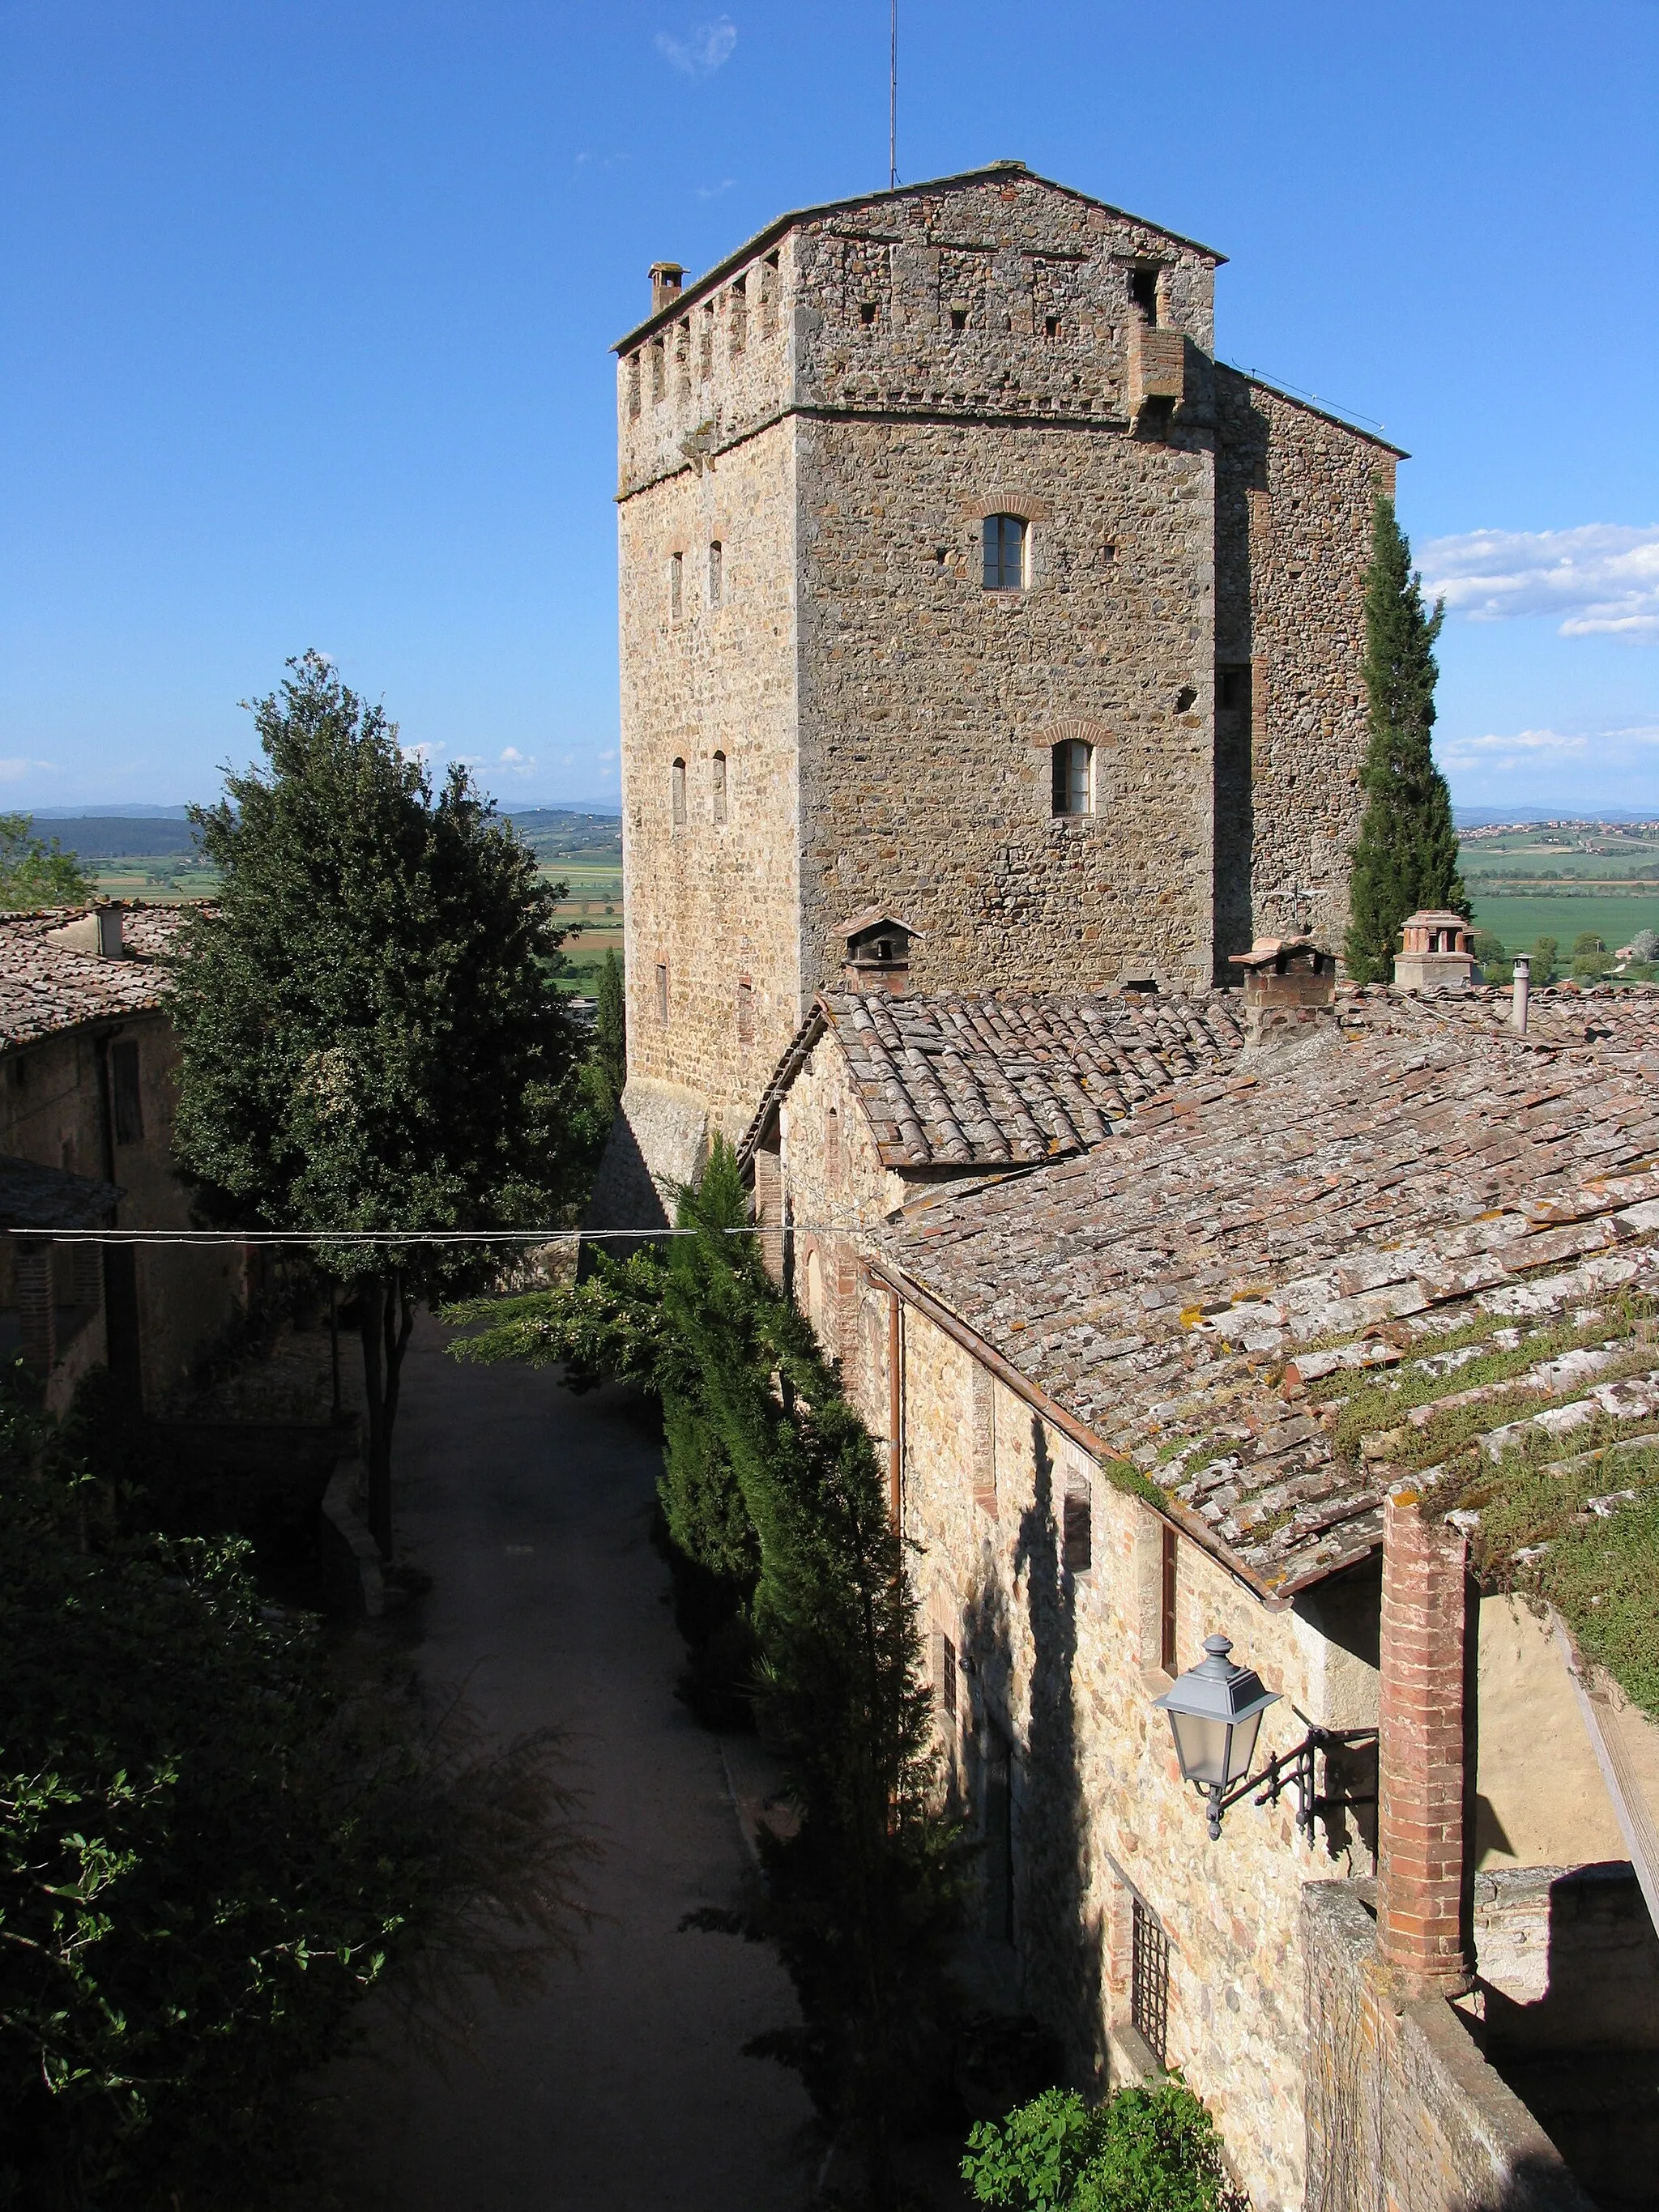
<box><xmin>308</xmin><ymin>1318</ymin><xmax>818</xmax><ymax>2212</ymax></box>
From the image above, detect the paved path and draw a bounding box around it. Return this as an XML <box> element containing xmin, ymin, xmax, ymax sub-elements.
<box><xmin>308</xmin><ymin>1319</ymin><xmax>818</xmax><ymax>2212</ymax></box>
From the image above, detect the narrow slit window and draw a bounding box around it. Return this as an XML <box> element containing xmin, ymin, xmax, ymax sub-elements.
<box><xmin>760</xmin><ymin>254</ymin><xmax>779</xmax><ymax>336</ymax></box>
<box><xmin>675</xmin><ymin>317</ymin><xmax>690</xmax><ymax>394</ymax></box>
<box><xmin>736</xmin><ymin>977</ymin><xmax>754</xmax><ymax>1042</ymax></box>
<box><xmin>1130</xmin><ymin>266</ymin><xmax>1160</xmax><ymax>326</ymax></box>
<box><xmin>982</xmin><ymin>514</ymin><xmax>1026</xmax><ymax>590</ymax></box>
<box><xmin>728</xmin><ymin>275</ymin><xmax>747</xmax><ymax>355</ymax></box>
<box><xmin>941</xmin><ymin>1634</ymin><xmax>958</xmax><ymax>1723</ymax></box>
<box><xmin>1131</xmin><ymin>1897</ymin><xmax>1170</xmax><ymax>2065</ymax></box>
<box><xmin>669</xmin><ymin>551</ymin><xmax>683</xmax><ymax>619</ymax></box>
<box><xmin>110</xmin><ymin>1041</ymin><xmax>143</xmax><ymax>1144</ymax></box>
<box><xmin>1051</xmin><ymin>739</ymin><xmax>1093</xmax><ymax>817</ymax></box>
<box><xmin>626</xmin><ymin>352</ymin><xmax>642</xmax><ymax>418</ymax></box>
<box><xmin>972</xmin><ymin>1363</ymin><xmax>997</xmax><ymax>1517</ymax></box>
<box><xmin>655</xmin><ymin>962</ymin><xmax>669</xmax><ymax>1025</ymax></box>
<box><xmin>711</xmin><ymin>749</ymin><xmax>727</xmax><ymax>824</ymax></box>
<box><xmin>824</xmin><ymin>1105</ymin><xmax>840</xmax><ymax>1181</ymax></box>
<box><xmin>708</xmin><ymin>540</ymin><xmax>723</xmax><ymax>607</ymax></box>
<box><xmin>700</xmin><ymin>305</ymin><xmax>714</xmax><ymax>378</ymax></box>
<box><xmin>649</xmin><ymin>335</ymin><xmax>666</xmax><ymax>402</ymax></box>
<box><xmin>1064</xmin><ymin>1487</ymin><xmax>1092</xmax><ymax>1575</ymax></box>
<box><xmin>671</xmin><ymin>757</ymin><xmax>687</xmax><ymax>826</ymax></box>
<box><xmin>1160</xmin><ymin>1525</ymin><xmax>1179</xmax><ymax>1673</ymax></box>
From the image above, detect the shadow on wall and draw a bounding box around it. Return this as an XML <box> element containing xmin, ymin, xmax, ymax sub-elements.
<box><xmin>957</xmin><ymin>1421</ymin><xmax>1107</xmax><ymax>2090</ymax></box>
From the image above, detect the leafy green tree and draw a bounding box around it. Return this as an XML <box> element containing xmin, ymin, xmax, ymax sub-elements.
<box><xmin>448</xmin><ymin>1142</ymin><xmax>961</xmax><ymax>2193</ymax></box>
<box><xmin>594</xmin><ymin>947</ymin><xmax>627</xmax><ymax>1115</ymax></box>
<box><xmin>0</xmin><ymin>1370</ymin><xmax>589</xmax><ymax>2208</ymax></box>
<box><xmin>1630</xmin><ymin>927</ymin><xmax>1658</xmax><ymax>965</ymax></box>
<box><xmin>962</xmin><ymin>2080</ymin><xmax>1246</xmax><ymax>2212</ymax></box>
<box><xmin>1469</xmin><ymin>927</ymin><xmax>1510</xmax><ymax>982</ymax></box>
<box><xmin>0</xmin><ymin>813</ymin><xmax>96</xmax><ymax>909</ymax></box>
<box><xmin>169</xmin><ymin>652</ymin><xmax>579</xmax><ymax>1556</ymax></box>
<box><xmin>1572</xmin><ymin>931</ymin><xmax>1606</xmax><ymax>958</ymax></box>
<box><xmin>1343</xmin><ymin>499</ymin><xmax>1467</xmax><ymax>982</ymax></box>
<box><xmin>1530</xmin><ymin>935</ymin><xmax>1559</xmax><ymax>984</ymax></box>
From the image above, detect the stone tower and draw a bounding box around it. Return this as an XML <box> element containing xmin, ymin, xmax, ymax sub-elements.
<box><xmin>598</xmin><ymin>162</ymin><xmax>1401</xmax><ymax>1217</ymax></box>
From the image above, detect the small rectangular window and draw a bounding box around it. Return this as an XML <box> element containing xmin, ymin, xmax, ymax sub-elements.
<box><xmin>711</xmin><ymin>749</ymin><xmax>727</xmax><ymax>824</ymax></box>
<box><xmin>1130</xmin><ymin>266</ymin><xmax>1160</xmax><ymax>326</ymax></box>
<box><xmin>669</xmin><ymin>551</ymin><xmax>683</xmax><ymax>619</ymax></box>
<box><xmin>1131</xmin><ymin>1896</ymin><xmax>1170</xmax><ymax>2065</ymax></box>
<box><xmin>708</xmin><ymin>541</ymin><xmax>723</xmax><ymax>607</ymax></box>
<box><xmin>650</xmin><ymin>335</ymin><xmax>665</xmax><ymax>402</ymax></box>
<box><xmin>1160</xmin><ymin>1525</ymin><xmax>1179</xmax><ymax>1673</ymax></box>
<box><xmin>859</xmin><ymin>300</ymin><xmax>878</xmax><ymax>326</ymax></box>
<box><xmin>671</xmin><ymin>757</ymin><xmax>687</xmax><ymax>827</ymax></box>
<box><xmin>655</xmin><ymin>962</ymin><xmax>669</xmax><ymax>1025</ymax></box>
<box><xmin>1064</xmin><ymin>1488</ymin><xmax>1091</xmax><ymax>1575</ymax></box>
<box><xmin>949</xmin><ymin>305</ymin><xmax>967</xmax><ymax>333</ymax></box>
<box><xmin>736</xmin><ymin>977</ymin><xmax>754</xmax><ymax>1042</ymax></box>
<box><xmin>110</xmin><ymin>1040</ymin><xmax>143</xmax><ymax>1144</ymax></box>
<box><xmin>626</xmin><ymin>352</ymin><xmax>642</xmax><ymax>418</ymax></box>
<box><xmin>941</xmin><ymin>1634</ymin><xmax>958</xmax><ymax>1722</ymax></box>
<box><xmin>1043</xmin><ymin>313</ymin><xmax>1060</xmax><ymax>340</ymax></box>
<box><xmin>982</xmin><ymin>513</ymin><xmax>1026</xmax><ymax>590</ymax></box>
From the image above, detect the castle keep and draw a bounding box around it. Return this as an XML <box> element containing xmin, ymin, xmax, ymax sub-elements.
<box><xmin>607</xmin><ymin>160</ymin><xmax>1402</xmax><ymax>1199</ymax></box>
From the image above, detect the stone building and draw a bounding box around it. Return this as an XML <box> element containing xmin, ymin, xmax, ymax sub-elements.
<box><xmin>741</xmin><ymin>970</ymin><xmax>1659</xmax><ymax>2210</ymax></box>
<box><xmin>604</xmin><ymin>161</ymin><xmax>1402</xmax><ymax>1211</ymax></box>
<box><xmin>0</xmin><ymin>902</ymin><xmax>249</xmax><ymax>1411</ymax></box>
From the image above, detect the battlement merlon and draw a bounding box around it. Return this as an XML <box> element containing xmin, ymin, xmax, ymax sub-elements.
<box><xmin>614</xmin><ymin>164</ymin><xmax>1228</xmax><ymax>502</ymax></box>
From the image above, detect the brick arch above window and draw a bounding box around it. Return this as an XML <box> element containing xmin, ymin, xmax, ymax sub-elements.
<box><xmin>1026</xmin><ymin>718</ymin><xmax>1118</xmax><ymax>751</ymax></box>
<box><xmin>961</xmin><ymin>491</ymin><xmax>1051</xmax><ymax>524</ymax></box>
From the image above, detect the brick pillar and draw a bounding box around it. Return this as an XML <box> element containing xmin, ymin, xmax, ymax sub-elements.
<box><xmin>16</xmin><ymin>1241</ymin><xmax>57</xmax><ymax>1373</ymax></box>
<box><xmin>1376</xmin><ymin>1486</ymin><xmax>1475</xmax><ymax>1995</ymax></box>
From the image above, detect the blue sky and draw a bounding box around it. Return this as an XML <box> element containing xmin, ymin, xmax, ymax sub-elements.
<box><xmin>2</xmin><ymin>0</ymin><xmax>1655</xmax><ymax>815</ymax></box>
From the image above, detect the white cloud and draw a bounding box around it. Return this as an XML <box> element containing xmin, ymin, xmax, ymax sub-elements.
<box><xmin>0</xmin><ymin>759</ymin><xmax>54</xmax><ymax>782</ymax></box>
<box><xmin>655</xmin><ymin>15</ymin><xmax>736</xmax><ymax>78</ymax></box>
<box><xmin>1440</xmin><ymin>722</ymin><xmax>1659</xmax><ymax>776</ymax></box>
<box><xmin>1420</xmin><ymin>523</ymin><xmax>1659</xmax><ymax>640</ymax></box>
<box><xmin>697</xmin><ymin>177</ymin><xmax>736</xmax><ymax>199</ymax></box>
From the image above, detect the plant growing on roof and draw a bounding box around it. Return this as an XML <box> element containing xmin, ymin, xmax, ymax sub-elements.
<box><xmin>1342</xmin><ymin>499</ymin><xmax>1467</xmax><ymax>984</ymax></box>
<box><xmin>168</xmin><ymin>650</ymin><xmax>582</xmax><ymax>1557</ymax></box>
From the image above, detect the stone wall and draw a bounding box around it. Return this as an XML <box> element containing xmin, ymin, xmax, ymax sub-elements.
<box><xmin>1214</xmin><ymin>371</ymin><xmax>1398</xmax><ymax>961</ymax></box>
<box><xmin>891</xmin><ymin>1293</ymin><xmax>1383</xmax><ymax>2212</ymax></box>
<box><xmin>1303</xmin><ymin>1882</ymin><xmax>1597</xmax><ymax>2212</ymax></box>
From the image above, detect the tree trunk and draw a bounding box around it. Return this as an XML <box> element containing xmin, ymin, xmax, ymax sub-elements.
<box><xmin>359</xmin><ymin>1268</ymin><xmax>417</xmax><ymax>1560</ymax></box>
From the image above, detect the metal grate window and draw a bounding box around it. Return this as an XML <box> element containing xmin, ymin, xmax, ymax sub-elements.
<box><xmin>1131</xmin><ymin>1896</ymin><xmax>1169</xmax><ymax>2066</ymax></box>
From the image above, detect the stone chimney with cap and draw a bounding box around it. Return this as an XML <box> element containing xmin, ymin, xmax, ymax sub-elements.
<box><xmin>1228</xmin><ymin>935</ymin><xmax>1339</xmax><ymax>1055</ymax></box>
<box><xmin>1392</xmin><ymin>910</ymin><xmax>1476</xmax><ymax>992</ymax></box>
<box><xmin>649</xmin><ymin>261</ymin><xmax>684</xmax><ymax>315</ymax></box>
<box><xmin>838</xmin><ymin>910</ymin><xmax>919</xmax><ymax>998</ymax></box>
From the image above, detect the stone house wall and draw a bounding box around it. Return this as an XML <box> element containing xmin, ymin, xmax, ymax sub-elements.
<box><xmin>0</xmin><ymin>1013</ymin><xmax>247</xmax><ymax>1411</ymax></box>
<box><xmin>885</xmin><ymin>1292</ymin><xmax>1385</xmax><ymax>2212</ymax></box>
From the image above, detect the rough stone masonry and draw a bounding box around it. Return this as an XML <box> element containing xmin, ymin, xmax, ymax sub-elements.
<box><xmin>605</xmin><ymin>160</ymin><xmax>1401</xmax><ymax>1199</ymax></box>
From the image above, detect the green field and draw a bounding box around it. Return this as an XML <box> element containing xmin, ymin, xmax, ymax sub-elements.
<box><xmin>1464</xmin><ymin>893</ymin><xmax>1659</xmax><ymax>956</ymax></box>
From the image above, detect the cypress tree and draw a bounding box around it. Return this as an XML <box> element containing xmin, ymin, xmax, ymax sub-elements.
<box><xmin>1343</xmin><ymin>497</ymin><xmax>1467</xmax><ymax>982</ymax></box>
<box><xmin>594</xmin><ymin>946</ymin><xmax>627</xmax><ymax>1115</ymax></box>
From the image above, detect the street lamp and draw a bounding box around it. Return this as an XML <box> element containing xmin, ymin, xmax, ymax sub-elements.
<box><xmin>1155</xmin><ymin>1635</ymin><xmax>1281</xmax><ymax>1839</ymax></box>
<box><xmin>1155</xmin><ymin>1633</ymin><xmax>1380</xmax><ymax>1843</ymax></box>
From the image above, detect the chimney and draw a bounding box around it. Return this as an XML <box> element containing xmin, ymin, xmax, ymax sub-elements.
<box><xmin>96</xmin><ymin>905</ymin><xmax>126</xmax><ymax>959</ymax></box>
<box><xmin>1375</xmin><ymin>1488</ymin><xmax>1476</xmax><ymax>1997</ymax></box>
<box><xmin>838</xmin><ymin>910</ymin><xmax>919</xmax><ymax>999</ymax></box>
<box><xmin>649</xmin><ymin>262</ymin><xmax>684</xmax><ymax>315</ymax></box>
<box><xmin>1228</xmin><ymin>936</ymin><xmax>1338</xmax><ymax>1055</ymax></box>
<box><xmin>1392</xmin><ymin>910</ymin><xmax>1476</xmax><ymax>993</ymax></box>
<box><xmin>1511</xmin><ymin>953</ymin><xmax>1531</xmax><ymax>1034</ymax></box>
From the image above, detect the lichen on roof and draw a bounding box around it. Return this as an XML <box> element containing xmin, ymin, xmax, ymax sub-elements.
<box><xmin>875</xmin><ymin>992</ymin><xmax>1659</xmax><ymax>1694</ymax></box>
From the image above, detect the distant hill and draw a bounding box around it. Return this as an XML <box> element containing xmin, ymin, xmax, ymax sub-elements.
<box><xmin>27</xmin><ymin>815</ymin><xmax>198</xmax><ymax>858</ymax></box>
<box><xmin>1455</xmin><ymin>807</ymin><xmax>1659</xmax><ymax>829</ymax></box>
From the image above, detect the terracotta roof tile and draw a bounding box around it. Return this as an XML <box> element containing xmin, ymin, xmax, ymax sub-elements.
<box><xmin>0</xmin><ymin>905</ymin><xmax>201</xmax><ymax>1047</ymax></box>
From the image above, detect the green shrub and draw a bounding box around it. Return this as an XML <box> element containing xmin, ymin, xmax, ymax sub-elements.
<box><xmin>1529</xmin><ymin>935</ymin><xmax>1559</xmax><ymax>984</ymax></box>
<box><xmin>1470</xmin><ymin>928</ymin><xmax>1510</xmax><ymax>981</ymax></box>
<box><xmin>962</xmin><ymin>2080</ymin><xmax>1247</xmax><ymax>2212</ymax></box>
<box><xmin>0</xmin><ymin>1370</ymin><xmax>589</xmax><ymax>2209</ymax></box>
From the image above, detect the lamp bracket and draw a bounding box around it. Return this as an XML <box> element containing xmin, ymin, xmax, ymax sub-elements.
<box><xmin>1200</xmin><ymin>1724</ymin><xmax>1378</xmax><ymax>1843</ymax></box>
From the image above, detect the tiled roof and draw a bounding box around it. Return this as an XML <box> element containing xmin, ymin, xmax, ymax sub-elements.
<box><xmin>876</xmin><ymin>995</ymin><xmax>1659</xmax><ymax>1599</ymax></box>
<box><xmin>0</xmin><ymin>905</ymin><xmax>200</xmax><ymax>1048</ymax></box>
<box><xmin>0</xmin><ymin>1153</ymin><xmax>122</xmax><ymax>1230</ymax></box>
<box><xmin>742</xmin><ymin>989</ymin><xmax>1250</xmax><ymax>1171</ymax></box>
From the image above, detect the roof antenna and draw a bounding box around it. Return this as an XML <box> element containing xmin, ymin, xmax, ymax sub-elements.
<box><xmin>889</xmin><ymin>0</ymin><xmax>898</xmax><ymax>189</ymax></box>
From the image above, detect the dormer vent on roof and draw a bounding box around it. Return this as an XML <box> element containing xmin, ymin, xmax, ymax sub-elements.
<box><xmin>838</xmin><ymin>910</ymin><xmax>920</xmax><ymax>999</ymax></box>
<box><xmin>96</xmin><ymin>906</ymin><xmax>126</xmax><ymax>959</ymax></box>
<box><xmin>1393</xmin><ymin>910</ymin><xmax>1476</xmax><ymax>993</ymax></box>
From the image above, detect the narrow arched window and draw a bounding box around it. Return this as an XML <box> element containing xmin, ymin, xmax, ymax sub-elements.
<box><xmin>983</xmin><ymin>514</ymin><xmax>1026</xmax><ymax>590</ymax></box>
<box><xmin>671</xmin><ymin>757</ymin><xmax>687</xmax><ymax>826</ymax></box>
<box><xmin>708</xmin><ymin>540</ymin><xmax>723</xmax><ymax>606</ymax></box>
<box><xmin>1051</xmin><ymin>739</ymin><xmax>1093</xmax><ymax>816</ymax></box>
<box><xmin>711</xmin><ymin>750</ymin><xmax>727</xmax><ymax>825</ymax></box>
